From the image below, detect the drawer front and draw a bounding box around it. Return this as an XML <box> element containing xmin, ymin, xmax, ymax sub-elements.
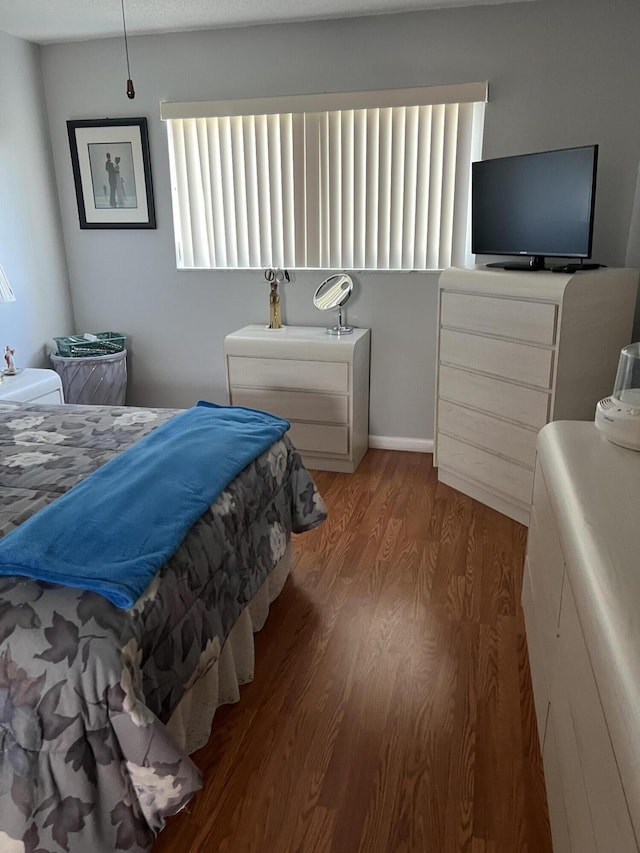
<box><xmin>558</xmin><ymin>582</ymin><xmax>637</xmax><ymax>853</ymax></box>
<box><xmin>437</xmin><ymin>434</ymin><xmax>534</xmax><ymax>506</ymax></box>
<box><xmin>526</xmin><ymin>509</ymin><xmax>564</xmax><ymax>672</ymax></box>
<box><xmin>438</xmin><ymin>399</ymin><xmax>537</xmax><ymax>467</ymax></box>
<box><xmin>438</xmin><ymin>365</ymin><xmax>550</xmax><ymax>429</ymax></box>
<box><xmin>522</xmin><ymin>558</ymin><xmax>550</xmax><ymax>749</ymax></box>
<box><xmin>528</xmin><ymin>465</ymin><xmax>566</xmax><ymax>639</ymax></box>
<box><xmin>441</xmin><ymin>291</ymin><xmax>557</xmax><ymax>345</ymax></box>
<box><xmin>228</xmin><ymin>356</ymin><xmax>349</xmax><ymax>394</ymax></box>
<box><xmin>289</xmin><ymin>421</ymin><xmax>349</xmax><ymax>455</ymax></box>
<box><xmin>440</xmin><ymin>329</ymin><xmax>554</xmax><ymax>389</ymax></box>
<box><xmin>549</xmin><ymin>694</ymin><xmax>598</xmax><ymax>853</ymax></box>
<box><xmin>230</xmin><ymin>388</ymin><xmax>348</xmax><ymax>425</ymax></box>
<box><xmin>543</xmin><ymin>708</ymin><xmax>573</xmax><ymax>853</ymax></box>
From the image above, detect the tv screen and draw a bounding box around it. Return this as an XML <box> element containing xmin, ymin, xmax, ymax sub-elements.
<box><xmin>471</xmin><ymin>144</ymin><xmax>598</xmax><ymax>271</ymax></box>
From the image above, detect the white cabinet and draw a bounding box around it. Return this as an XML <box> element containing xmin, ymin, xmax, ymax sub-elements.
<box><xmin>224</xmin><ymin>325</ymin><xmax>370</xmax><ymax>473</ymax></box>
<box><xmin>524</xmin><ymin>422</ymin><xmax>640</xmax><ymax>853</ymax></box>
<box><xmin>0</xmin><ymin>368</ymin><xmax>64</xmax><ymax>404</ymax></box>
<box><xmin>434</xmin><ymin>266</ymin><xmax>638</xmax><ymax>525</ymax></box>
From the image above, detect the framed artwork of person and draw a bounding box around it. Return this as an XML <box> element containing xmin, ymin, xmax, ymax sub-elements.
<box><xmin>67</xmin><ymin>117</ymin><xmax>156</xmax><ymax>229</ymax></box>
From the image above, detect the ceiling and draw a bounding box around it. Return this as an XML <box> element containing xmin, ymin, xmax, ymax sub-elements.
<box><xmin>0</xmin><ymin>0</ymin><xmax>534</xmax><ymax>45</ymax></box>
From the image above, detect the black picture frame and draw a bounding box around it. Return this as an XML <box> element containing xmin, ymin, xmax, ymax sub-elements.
<box><xmin>67</xmin><ymin>117</ymin><xmax>156</xmax><ymax>229</ymax></box>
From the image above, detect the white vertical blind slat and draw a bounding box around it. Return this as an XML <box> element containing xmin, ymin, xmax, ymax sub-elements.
<box><xmin>353</xmin><ymin>109</ymin><xmax>367</xmax><ymax>270</ymax></box>
<box><xmin>268</xmin><ymin>114</ymin><xmax>285</xmax><ymax>267</ymax></box>
<box><xmin>413</xmin><ymin>106</ymin><xmax>432</xmax><ymax>271</ymax></box>
<box><xmin>389</xmin><ymin>107</ymin><xmax>407</xmax><ymax>270</ymax></box>
<box><xmin>242</xmin><ymin>116</ymin><xmax>261</xmax><ymax>268</ymax></box>
<box><xmin>426</xmin><ymin>104</ymin><xmax>445</xmax><ymax>270</ymax></box>
<box><xmin>328</xmin><ymin>111</ymin><xmax>342</xmax><ymax>269</ymax></box>
<box><xmin>281</xmin><ymin>114</ymin><xmax>296</xmax><ymax>269</ymax></box>
<box><xmin>195</xmin><ymin>119</ymin><xmax>215</xmax><ymax>267</ymax></box>
<box><xmin>304</xmin><ymin>113</ymin><xmax>321</xmax><ymax>268</ymax></box>
<box><xmin>166</xmin><ymin>89</ymin><xmax>486</xmax><ymax>270</ymax></box>
<box><xmin>365</xmin><ymin>109</ymin><xmax>380</xmax><ymax>269</ymax></box>
<box><xmin>230</xmin><ymin>116</ymin><xmax>250</xmax><ymax>268</ymax></box>
<box><xmin>402</xmin><ymin>106</ymin><xmax>419</xmax><ymax>270</ymax></box>
<box><xmin>255</xmin><ymin>114</ymin><xmax>273</xmax><ymax>267</ymax></box>
<box><xmin>377</xmin><ymin>108</ymin><xmax>393</xmax><ymax>270</ymax></box>
<box><xmin>208</xmin><ymin>118</ymin><xmax>228</xmax><ymax>268</ymax></box>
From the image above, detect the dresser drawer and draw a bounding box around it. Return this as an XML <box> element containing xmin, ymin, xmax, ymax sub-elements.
<box><xmin>441</xmin><ymin>291</ymin><xmax>557</xmax><ymax>345</ymax></box>
<box><xmin>557</xmin><ymin>582</ymin><xmax>637</xmax><ymax>853</ymax></box>
<box><xmin>229</xmin><ymin>387</ymin><xmax>348</xmax><ymax>425</ymax></box>
<box><xmin>522</xmin><ymin>558</ymin><xmax>550</xmax><ymax>748</ymax></box>
<box><xmin>438</xmin><ymin>365</ymin><xmax>550</xmax><ymax>429</ymax></box>
<box><xmin>227</xmin><ymin>356</ymin><xmax>349</xmax><ymax>394</ymax></box>
<box><xmin>440</xmin><ymin>329</ymin><xmax>554</xmax><ymax>389</ymax></box>
<box><xmin>289</xmin><ymin>422</ymin><xmax>349</xmax><ymax>455</ymax></box>
<box><xmin>438</xmin><ymin>399</ymin><xmax>537</xmax><ymax>467</ymax></box>
<box><xmin>437</xmin><ymin>434</ymin><xmax>534</xmax><ymax>506</ymax></box>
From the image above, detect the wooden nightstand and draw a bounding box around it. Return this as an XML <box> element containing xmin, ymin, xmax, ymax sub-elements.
<box><xmin>0</xmin><ymin>368</ymin><xmax>64</xmax><ymax>404</ymax></box>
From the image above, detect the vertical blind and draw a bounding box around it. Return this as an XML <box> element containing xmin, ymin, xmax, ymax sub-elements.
<box><xmin>161</xmin><ymin>83</ymin><xmax>487</xmax><ymax>271</ymax></box>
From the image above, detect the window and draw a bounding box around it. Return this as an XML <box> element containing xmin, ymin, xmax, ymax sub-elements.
<box><xmin>161</xmin><ymin>82</ymin><xmax>487</xmax><ymax>271</ymax></box>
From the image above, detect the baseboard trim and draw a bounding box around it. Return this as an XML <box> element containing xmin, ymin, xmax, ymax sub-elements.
<box><xmin>368</xmin><ymin>435</ymin><xmax>433</xmax><ymax>453</ymax></box>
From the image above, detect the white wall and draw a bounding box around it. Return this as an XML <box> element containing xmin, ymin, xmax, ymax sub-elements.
<box><xmin>39</xmin><ymin>0</ymin><xmax>640</xmax><ymax>439</ymax></box>
<box><xmin>0</xmin><ymin>32</ymin><xmax>74</xmax><ymax>369</ymax></box>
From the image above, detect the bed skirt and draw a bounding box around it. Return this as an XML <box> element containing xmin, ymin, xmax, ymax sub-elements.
<box><xmin>166</xmin><ymin>543</ymin><xmax>292</xmax><ymax>754</ymax></box>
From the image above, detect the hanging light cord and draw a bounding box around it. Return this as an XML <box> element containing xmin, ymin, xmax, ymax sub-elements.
<box><xmin>121</xmin><ymin>0</ymin><xmax>135</xmax><ymax>99</ymax></box>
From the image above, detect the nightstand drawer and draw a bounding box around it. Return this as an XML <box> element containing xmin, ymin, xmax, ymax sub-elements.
<box><xmin>441</xmin><ymin>292</ymin><xmax>557</xmax><ymax>345</ymax></box>
<box><xmin>438</xmin><ymin>365</ymin><xmax>549</xmax><ymax>429</ymax></box>
<box><xmin>437</xmin><ymin>434</ymin><xmax>534</xmax><ymax>505</ymax></box>
<box><xmin>227</xmin><ymin>356</ymin><xmax>349</xmax><ymax>394</ymax></box>
<box><xmin>438</xmin><ymin>399</ymin><xmax>537</xmax><ymax>467</ymax></box>
<box><xmin>440</xmin><ymin>329</ymin><xmax>554</xmax><ymax>389</ymax></box>
<box><xmin>229</xmin><ymin>387</ymin><xmax>348</xmax><ymax>424</ymax></box>
<box><xmin>289</xmin><ymin>422</ymin><xmax>349</xmax><ymax>455</ymax></box>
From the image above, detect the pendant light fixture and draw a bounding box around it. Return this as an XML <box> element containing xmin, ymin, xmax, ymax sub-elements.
<box><xmin>121</xmin><ymin>0</ymin><xmax>135</xmax><ymax>99</ymax></box>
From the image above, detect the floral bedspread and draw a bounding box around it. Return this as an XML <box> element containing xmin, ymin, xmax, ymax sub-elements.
<box><xmin>0</xmin><ymin>402</ymin><xmax>327</xmax><ymax>853</ymax></box>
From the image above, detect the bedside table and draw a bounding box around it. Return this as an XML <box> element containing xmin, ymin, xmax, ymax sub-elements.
<box><xmin>225</xmin><ymin>325</ymin><xmax>371</xmax><ymax>473</ymax></box>
<box><xmin>0</xmin><ymin>368</ymin><xmax>64</xmax><ymax>404</ymax></box>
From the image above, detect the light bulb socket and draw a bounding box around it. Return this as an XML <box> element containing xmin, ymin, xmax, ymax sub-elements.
<box><xmin>126</xmin><ymin>79</ymin><xmax>135</xmax><ymax>99</ymax></box>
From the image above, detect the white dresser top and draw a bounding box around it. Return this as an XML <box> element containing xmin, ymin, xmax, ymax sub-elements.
<box><xmin>0</xmin><ymin>368</ymin><xmax>63</xmax><ymax>402</ymax></box>
<box><xmin>537</xmin><ymin>420</ymin><xmax>640</xmax><ymax>831</ymax></box>
<box><xmin>225</xmin><ymin>324</ymin><xmax>370</xmax><ymax>360</ymax></box>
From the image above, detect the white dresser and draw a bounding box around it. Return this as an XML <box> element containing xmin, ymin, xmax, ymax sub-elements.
<box><xmin>524</xmin><ymin>422</ymin><xmax>640</xmax><ymax>852</ymax></box>
<box><xmin>224</xmin><ymin>325</ymin><xmax>370</xmax><ymax>472</ymax></box>
<box><xmin>434</xmin><ymin>266</ymin><xmax>638</xmax><ymax>524</ymax></box>
<box><xmin>0</xmin><ymin>368</ymin><xmax>64</xmax><ymax>404</ymax></box>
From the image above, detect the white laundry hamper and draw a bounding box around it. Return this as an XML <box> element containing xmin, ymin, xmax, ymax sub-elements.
<box><xmin>50</xmin><ymin>350</ymin><xmax>128</xmax><ymax>405</ymax></box>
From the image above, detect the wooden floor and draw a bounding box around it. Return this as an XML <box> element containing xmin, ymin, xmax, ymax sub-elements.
<box><xmin>154</xmin><ymin>449</ymin><xmax>552</xmax><ymax>853</ymax></box>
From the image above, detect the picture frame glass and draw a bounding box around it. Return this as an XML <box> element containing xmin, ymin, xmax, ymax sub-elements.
<box><xmin>67</xmin><ymin>118</ymin><xmax>155</xmax><ymax>229</ymax></box>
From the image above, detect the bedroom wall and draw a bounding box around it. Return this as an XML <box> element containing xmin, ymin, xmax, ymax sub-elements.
<box><xmin>39</xmin><ymin>0</ymin><xmax>640</xmax><ymax>441</ymax></box>
<box><xmin>0</xmin><ymin>32</ymin><xmax>74</xmax><ymax>369</ymax></box>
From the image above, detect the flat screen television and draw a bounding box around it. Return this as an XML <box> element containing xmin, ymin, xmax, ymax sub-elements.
<box><xmin>471</xmin><ymin>144</ymin><xmax>599</xmax><ymax>271</ymax></box>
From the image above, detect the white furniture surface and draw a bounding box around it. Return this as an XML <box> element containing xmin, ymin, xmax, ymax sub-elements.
<box><xmin>0</xmin><ymin>367</ymin><xmax>64</xmax><ymax>404</ymax></box>
<box><xmin>523</xmin><ymin>421</ymin><xmax>640</xmax><ymax>852</ymax></box>
<box><xmin>434</xmin><ymin>266</ymin><xmax>638</xmax><ymax>525</ymax></box>
<box><xmin>225</xmin><ymin>325</ymin><xmax>370</xmax><ymax>473</ymax></box>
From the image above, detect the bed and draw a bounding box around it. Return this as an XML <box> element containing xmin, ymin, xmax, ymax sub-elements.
<box><xmin>0</xmin><ymin>400</ymin><xmax>327</xmax><ymax>853</ymax></box>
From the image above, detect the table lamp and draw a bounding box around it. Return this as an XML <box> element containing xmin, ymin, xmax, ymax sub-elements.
<box><xmin>0</xmin><ymin>265</ymin><xmax>15</xmax><ymax>304</ymax></box>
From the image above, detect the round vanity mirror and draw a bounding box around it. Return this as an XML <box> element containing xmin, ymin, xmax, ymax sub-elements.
<box><xmin>313</xmin><ymin>274</ymin><xmax>354</xmax><ymax>334</ymax></box>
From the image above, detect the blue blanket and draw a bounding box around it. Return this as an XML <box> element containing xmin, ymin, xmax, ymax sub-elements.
<box><xmin>0</xmin><ymin>403</ymin><xmax>289</xmax><ymax>608</ymax></box>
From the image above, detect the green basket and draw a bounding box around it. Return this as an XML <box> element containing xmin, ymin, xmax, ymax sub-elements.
<box><xmin>54</xmin><ymin>332</ymin><xmax>126</xmax><ymax>358</ymax></box>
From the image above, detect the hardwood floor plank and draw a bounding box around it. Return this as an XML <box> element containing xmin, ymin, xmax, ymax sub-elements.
<box><xmin>154</xmin><ymin>449</ymin><xmax>552</xmax><ymax>853</ymax></box>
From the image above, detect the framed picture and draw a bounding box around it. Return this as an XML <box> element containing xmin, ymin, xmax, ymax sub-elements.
<box><xmin>67</xmin><ymin>117</ymin><xmax>156</xmax><ymax>229</ymax></box>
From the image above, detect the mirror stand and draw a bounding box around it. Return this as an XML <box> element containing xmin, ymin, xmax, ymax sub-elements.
<box><xmin>327</xmin><ymin>305</ymin><xmax>353</xmax><ymax>335</ymax></box>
